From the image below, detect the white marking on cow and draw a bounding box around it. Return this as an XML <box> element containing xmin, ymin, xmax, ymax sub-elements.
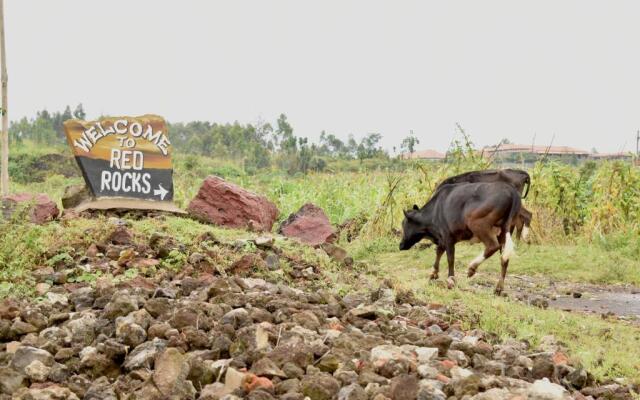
<box><xmin>469</xmin><ymin>252</ymin><xmax>486</xmax><ymax>268</ymax></box>
<box><xmin>501</xmin><ymin>232</ymin><xmax>515</xmax><ymax>262</ymax></box>
<box><xmin>521</xmin><ymin>226</ymin><xmax>530</xmax><ymax>241</ymax></box>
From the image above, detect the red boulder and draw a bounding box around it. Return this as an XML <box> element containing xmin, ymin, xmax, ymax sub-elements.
<box><xmin>1</xmin><ymin>193</ymin><xmax>60</xmax><ymax>224</ymax></box>
<box><xmin>187</xmin><ymin>176</ymin><xmax>279</xmax><ymax>231</ymax></box>
<box><xmin>278</xmin><ymin>203</ymin><xmax>335</xmax><ymax>246</ymax></box>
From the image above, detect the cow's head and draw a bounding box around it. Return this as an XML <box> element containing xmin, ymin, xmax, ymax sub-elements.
<box><xmin>399</xmin><ymin>204</ymin><xmax>432</xmax><ymax>250</ymax></box>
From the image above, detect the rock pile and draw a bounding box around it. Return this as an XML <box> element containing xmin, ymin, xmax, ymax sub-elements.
<box><xmin>0</xmin><ymin>220</ymin><xmax>635</xmax><ymax>399</ymax></box>
<box><xmin>0</xmin><ymin>261</ymin><xmax>636</xmax><ymax>399</ymax></box>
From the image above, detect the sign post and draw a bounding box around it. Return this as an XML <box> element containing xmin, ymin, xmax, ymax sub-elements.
<box><xmin>63</xmin><ymin>115</ymin><xmax>182</xmax><ymax>213</ymax></box>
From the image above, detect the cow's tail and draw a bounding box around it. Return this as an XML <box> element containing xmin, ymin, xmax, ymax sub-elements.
<box><xmin>501</xmin><ymin>192</ymin><xmax>522</xmax><ymax>262</ymax></box>
<box><xmin>522</xmin><ymin>174</ymin><xmax>531</xmax><ymax>199</ymax></box>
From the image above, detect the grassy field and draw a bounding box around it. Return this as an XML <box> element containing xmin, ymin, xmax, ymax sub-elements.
<box><xmin>2</xmin><ymin>145</ymin><xmax>640</xmax><ymax>383</ymax></box>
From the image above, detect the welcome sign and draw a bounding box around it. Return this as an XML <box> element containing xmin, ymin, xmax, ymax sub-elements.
<box><xmin>63</xmin><ymin>115</ymin><xmax>182</xmax><ymax>212</ymax></box>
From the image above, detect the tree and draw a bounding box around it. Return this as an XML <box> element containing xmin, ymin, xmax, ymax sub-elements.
<box><xmin>0</xmin><ymin>0</ymin><xmax>8</xmax><ymax>195</ymax></box>
<box><xmin>73</xmin><ymin>103</ymin><xmax>86</xmax><ymax>120</ymax></box>
<box><xmin>275</xmin><ymin>114</ymin><xmax>296</xmax><ymax>153</ymax></box>
<box><xmin>401</xmin><ymin>130</ymin><xmax>420</xmax><ymax>155</ymax></box>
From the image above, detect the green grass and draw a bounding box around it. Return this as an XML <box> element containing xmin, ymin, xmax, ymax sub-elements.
<box><xmin>351</xmin><ymin>237</ymin><xmax>640</xmax><ymax>286</ymax></box>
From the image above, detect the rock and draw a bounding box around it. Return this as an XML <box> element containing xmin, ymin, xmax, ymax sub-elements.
<box><xmin>13</xmin><ymin>385</ymin><xmax>80</xmax><ymax>400</ymax></box>
<box><xmin>123</xmin><ymin>338</ymin><xmax>167</xmax><ymax>371</ymax></box>
<box><xmin>153</xmin><ymin>347</ymin><xmax>196</xmax><ymax>399</ymax></box>
<box><xmin>108</xmin><ymin>226</ymin><xmax>133</xmax><ymax>245</ymax></box>
<box><xmin>390</xmin><ymin>374</ymin><xmax>419</xmax><ymax>400</ymax></box>
<box><xmin>450</xmin><ymin>373</ymin><xmax>482</xmax><ymax>397</ymax></box>
<box><xmin>414</xmin><ymin>347</ymin><xmax>439</xmax><ymax>364</ymax></box>
<box><xmin>187</xmin><ymin>176</ymin><xmax>279</xmax><ymax>231</ymax></box>
<box><xmin>9</xmin><ymin>346</ymin><xmax>54</xmax><ymax>374</ymax></box>
<box><xmin>278</xmin><ymin>203</ymin><xmax>335</xmax><ymax>246</ymax></box>
<box><xmin>254</xmin><ymin>236</ymin><xmax>275</xmax><ymax>249</ymax></box>
<box><xmin>251</xmin><ymin>357</ymin><xmax>287</xmax><ymax>378</ymax></box>
<box><xmin>6</xmin><ymin>341</ymin><xmax>21</xmax><ymax>354</ymax></box>
<box><xmin>265</xmin><ymin>253</ymin><xmax>280</xmax><ymax>270</ymax></box>
<box><xmin>229</xmin><ymin>254</ymin><xmax>267</xmax><ymax>275</ymax></box>
<box><xmin>564</xmin><ymin>368</ymin><xmax>589</xmax><ymax>389</ymax></box>
<box><xmin>528</xmin><ymin>378</ymin><xmax>567</xmax><ymax>399</ymax></box>
<box><xmin>35</xmin><ymin>283</ymin><xmax>51</xmax><ymax>296</ymax></box>
<box><xmin>79</xmin><ymin>346</ymin><xmax>120</xmax><ymax>379</ymax></box>
<box><xmin>424</xmin><ymin>334</ymin><xmax>453</xmax><ymax>357</ymax></box>
<box><xmin>301</xmin><ymin>373</ymin><xmax>340</xmax><ymax>400</ymax></box>
<box><xmin>338</xmin><ymin>383</ymin><xmax>367</xmax><ymax>400</ymax></box>
<box><xmin>224</xmin><ymin>367</ymin><xmax>247</xmax><ymax>394</ymax></box>
<box><xmin>370</xmin><ymin>345</ymin><xmax>414</xmax><ymax>378</ymax></box>
<box><xmin>321</xmin><ymin>243</ymin><xmax>353</xmax><ymax>266</ymax></box>
<box><xmin>0</xmin><ymin>366</ymin><xmax>26</xmax><ymax>395</ymax></box>
<box><xmin>24</xmin><ymin>360</ymin><xmax>51</xmax><ymax>382</ymax></box>
<box><xmin>268</xmin><ymin>342</ymin><xmax>313</xmax><ymax>370</ymax></box>
<box><xmin>67</xmin><ymin>313</ymin><xmax>97</xmax><ymax>346</ymax></box>
<box><xmin>532</xmin><ymin>355</ymin><xmax>556</xmax><ymax>380</ymax></box>
<box><xmin>200</xmin><ymin>383</ymin><xmax>226</xmax><ymax>400</ymax></box>
<box><xmin>417</xmin><ymin>365</ymin><xmax>439</xmax><ymax>380</ymax></box>
<box><xmin>10</xmin><ymin>320</ymin><xmax>38</xmax><ymax>336</ymax></box>
<box><xmin>62</xmin><ymin>184</ymin><xmax>91</xmax><ymax>209</ymax></box>
<box><xmin>1</xmin><ymin>193</ymin><xmax>59</xmax><ymax>224</ymax></box>
<box><xmin>243</xmin><ymin>374</ymin><xmax>275</xmax><ymax>393</ymax></box>
<box><xmin>115</xmin><ymin>319</ymin><xmax>147</xmax><ymax>347</ymax></box>
<box><xmin>84</xmin><ymin>376</ymin><xmax>117</xmax><ymax>400</ymax></box>
<box><xmin>103</xmin><ymin>291</ymin><xmax>139</xmax><ymax>319</ymax></box>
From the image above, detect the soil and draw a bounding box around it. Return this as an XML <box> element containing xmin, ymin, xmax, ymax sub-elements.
<box><xmin>469</xmin><ymin>271</ymin><xmax>640</xmax><ymax>323</ymax></box>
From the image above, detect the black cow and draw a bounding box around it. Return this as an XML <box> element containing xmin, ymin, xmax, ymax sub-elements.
<box><xmin>400</xmin><ymin>181</ymin><xmax>521</xmax><ymax>294</ymax></box>
<box><xmin>438</xmin><ymin>168</ymin><xmax>530</xmax><ymax>198</ymax></box>
<box><xmin>437</xmin><ymin>168</ymin><xmax>533</xmax><ymax>241</ymax></box>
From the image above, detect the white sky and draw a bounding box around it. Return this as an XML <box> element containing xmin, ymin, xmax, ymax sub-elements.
<box><xmin>6</xmin><ymin>1</ymin><xmax>640</xmax><ymax>153</ymax></box>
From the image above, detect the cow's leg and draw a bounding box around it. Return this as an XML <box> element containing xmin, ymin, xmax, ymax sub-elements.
<box><xmin>467</xmin><ymin>227</ymin><xmax>501</xmax><ymax>278</ymax></box>
<box><xmin>521</xmin><ymin>223</ymin><xmax>530</xmax><ymax>241</ymax></box>
<box><xmin>430</xmin><ymin>246</ymin><xmax>444</xmax><ymax>280</ymax></box>
<box><xmin>496</xmin><ymin>258</ymin><xmax>509</xmax><ymax>295</ymax></box>
<box><xmin>445</xmin><ymin>244</ymin><xmax>456</xmax><ymax>289</ymax></box>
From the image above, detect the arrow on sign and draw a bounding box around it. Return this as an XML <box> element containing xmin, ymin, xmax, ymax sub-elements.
<box><xmin>154</xmin><ymin>184</ymin><xmax>169</xmax><ymax>200</ymax></box>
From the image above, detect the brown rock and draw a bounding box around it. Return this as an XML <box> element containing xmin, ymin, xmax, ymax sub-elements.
<box><xmin>229</xmin><ymin>254</ymin><xmax>267</xmax><ymax>276</ymax></box>
<box><xmin>390</xmin><ymin>374</ymin><xmax>419</xmax><ymax>400</ymax></box>
<box><xmin>1</xmin><ymin>193</ymin><xmax>59</xmax><ymax>224</ymax></box>
<box><xmin>109</xmin><ymin>226</ymin><xmax>133</xmax><ymax>245</ymax></box>
<box><xmin>187</xmin><ymin>176</ymin><xmax>279</xmax><ymax>231</ymax></box>
<box><xmin>62</xmin><ymin>184</ymin><xmax>91</xmax><ymax>209</ymax></box>
<box><xmin>278</xmin><ymin>203</ymin><xmax>335</xmax><ymax>246</ymax></box>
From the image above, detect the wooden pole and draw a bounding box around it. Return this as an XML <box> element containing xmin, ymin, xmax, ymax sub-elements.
<box><xmin>0</xmin><ymin>0</ymin><xmax>8</xmax><ymax>195</ymax></box>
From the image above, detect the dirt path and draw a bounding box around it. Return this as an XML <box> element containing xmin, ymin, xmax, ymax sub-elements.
<box><xmin>478</xmin><ymin>273</ymin><xmax>640</xmax><ymax>322</ymax></box>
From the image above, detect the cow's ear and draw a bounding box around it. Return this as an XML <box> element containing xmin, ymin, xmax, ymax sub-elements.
<box><xmin>403</xmin><ymin>210</ymin><xmax>409</xmax><ymax>218</ymax></box>
<box><xmin>413</xmin><ymin>204</ymin><xmax>419</xmax><ymax>210</ymax></box>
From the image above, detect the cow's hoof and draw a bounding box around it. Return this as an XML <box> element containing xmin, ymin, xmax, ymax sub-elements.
<box><xmin>494</xmin><ymin>287</ymin><xmax>503</xmax><ymax>296</ymax></box>
<box><xmin>447</xmin><ymin>277</ymin><xmax>456</xmax><ymax>289</ymax></box>
<box><xmin>467</xmin><ymin>267</ymin><xmax>477</xmax><ymax>278</ymax></box>
<box><xmin>429</xmin><ymin>272</ymin><xmax>439</xmax><ymax>280</ymax></box>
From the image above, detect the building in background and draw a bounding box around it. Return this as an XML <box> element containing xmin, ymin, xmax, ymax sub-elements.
<box><xmin>482</xmin><ymin>144</ymin><xmax>591</xmax><ymax>167</ymax></box>
<box><xmin>400</xmin><ymin>149</ymin><xmax>446</xmax><ymax>161</ymax></box>
<box><xmin>589</xmin><ymin>152</ymin><xmax>634</xmax><ymax>161</ymax></box>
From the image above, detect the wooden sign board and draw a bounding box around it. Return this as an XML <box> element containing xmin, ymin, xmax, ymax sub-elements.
<box><xmin>63</xmin><ymin>115</ymin><xmax>182</xmax><ymax>213</ymax></box>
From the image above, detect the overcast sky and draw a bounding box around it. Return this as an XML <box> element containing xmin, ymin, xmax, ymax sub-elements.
<box><xmin>6</xmin><ymin>1</ymin><xmax>640</xmax><ymax>153</ymax></box>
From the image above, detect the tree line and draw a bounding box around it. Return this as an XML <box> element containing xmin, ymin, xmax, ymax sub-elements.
<box><xmin>9</xmin><ymin>106</ymin><xmax>423</xmax><ymax>174</ymax></box>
